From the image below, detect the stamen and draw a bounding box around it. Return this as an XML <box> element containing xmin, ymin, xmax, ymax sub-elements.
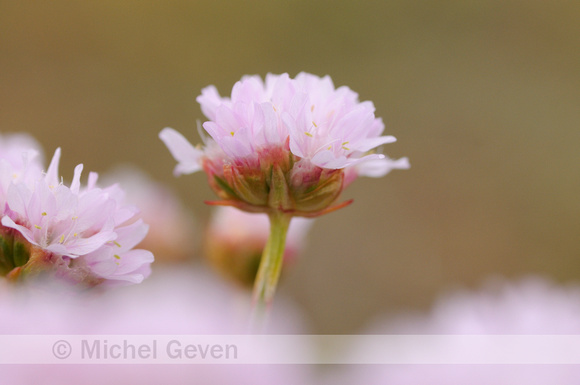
<box><xmin>305</xmin><ymin>132</ymin><xmax>313</xmax><ymax>138</ymax></box>
<box><xmin>34</xmin><ymin>225</ymin><xmax>42</xmax><ymax>230</ymax></box>
<box><xmin>312</xmin><ymin>121</ymin><xmax>318</xmax><ymax>128</ymax></box>
<box><xmin>230</xmin><ymin>131</ymin><xmax>235</xmax><ymax>136</ymax></box>
<box><xmin>113</xmin><ymin>241</ymin><xmax>122</xmax><ymax>248</ymax></box>
<box><xmin>41</xmin><ymin>212</ymin><xmax>47</xmax><ymax>216</ymax></box>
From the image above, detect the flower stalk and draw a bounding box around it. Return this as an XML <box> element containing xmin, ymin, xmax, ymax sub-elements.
<box><xmin>252</xmin><ymin>211</ymin><xmax>292</xmax><ymax>314</ymax></box>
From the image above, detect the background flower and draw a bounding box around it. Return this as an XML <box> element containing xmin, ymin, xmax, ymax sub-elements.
<box><xmin>327</xmin><ymin>276</ymin><xmax>580</xmax><ymax>385</ymax></box>
<box><xmin>0</xmin><ymin>132</ymin><xmax>45</xmax><ymax>214</ymax></box>
<box><xmin>205</xmin><ymin>206</ymin><xmax>313</xmax><ymax>286</ymax></box>
<box><xmin>101</xmin><ymin>165</ymin><xmax>196</xmax><ymax>263</ymax></box>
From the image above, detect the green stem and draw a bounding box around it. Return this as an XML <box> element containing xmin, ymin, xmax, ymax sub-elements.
<box><xmin>251</xmin><ymin>211</ymin><xmax>292</xmax><ymax>315</ymax></box>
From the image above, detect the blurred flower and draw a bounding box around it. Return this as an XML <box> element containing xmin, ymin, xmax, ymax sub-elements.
<box><xmin>0</xmin><ymin>132</ymin><xmax>44</xmax><ymax>215</ymax></box>
<box><xmin>329</xmin><ymin>276</ymin><xmax>580</xmax><ymax>385</ymax></box>
<box><xmin>101</xmin><ymin>166</ymin><xmax>196</xmax><ymax>263</ymax></box>
<box><xmin>160</xmin><ymin>72</ymin><xmax>409</xmax><ymax>217</ymax></box>
<box><xmin>0</xmin><ymin>145</ymin><xmax>154</xmax><ymax>287</ymax></box>
<box><xmin>205</xmin><ymin>206</ymin><xmax>313</xmax><ymax>287</ymax></box>
<box><xmin>0</xmin><ymin>266</ymin><xmax>313</xmax><ymax>384</ymax></box>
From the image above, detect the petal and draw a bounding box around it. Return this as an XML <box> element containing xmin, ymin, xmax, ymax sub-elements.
<box><xmin>44</xmin><ymin>148</ymin><xmax>61</xmax><ymax>187</ymax></box>
<box><xmin>5</xmin><ymin>182</ymin><xmax>30</xmax><ymax>217</ymax></box>
<box><xmin>70</xmin><ymin>164</ymin><xmax>84</xmax><ymax>194</ymax></box>
<box><xmin>62</xmin><ymin>230</ymin><xmax>117</xmax><ymax>257</ymax></box>
<box><xmin>159</xmin><ymin>128</ymin><xmax>203</xmax><ymax>176</ymax></box>
<box><xmin>87</xmin><ymin>172</ymin><xmax>99</xmax><ymax>190</ymax></box>
<box><xmin>1</xmin><ymin>216</ymin><xmax>36</xmax><ymax>246</ymax></box>
<box><xmin>355</xmin><ymin>156</ymin><xmax>410</xmax><ymax>178</ymax></box>
<box><xmin>355</xmin><ymin>135</ymin><xmax>397</xmax><ymax>152</ymax></box>
<box><xmin>196</xmin><ymin>85</ymin><xmax>223</xmax><ymax>120</ymax></box>
<box><xmin>113</xmin><ymin>219</ymin><xmax>149</xmax><ymax>252</ymax></box>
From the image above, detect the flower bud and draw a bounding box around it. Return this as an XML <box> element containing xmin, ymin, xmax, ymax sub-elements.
<box><xmin>205</xmin><ymin>207</ymin><xmax>313</xmax><ymax>287</ymax></box>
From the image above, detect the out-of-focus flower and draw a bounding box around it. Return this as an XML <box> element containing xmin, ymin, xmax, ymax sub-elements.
<box><xmin>205</xmin><ymin>206</ymin><xmax>313</xmax><ymax>287</ymax></box>
<box><xmin>329</xmin><ymin>276</ymin><xmax>580</xmax><ymax>385</ymax></box>
<box><xmin>0</xmin><ymin>266</ymin><xmax>313</xmax><ymax>384</ymax></box>
<box><xmin>0</xmin><ymin>133</ymin><xmax>44</xmax><ymax>215</ymax></box>
<box><xmin>160</xmin><ymin>72</ymin><xmax>409</xmax><ymax>217</ymax></box>
<box><xmin>0</xmin><ymin>147</ymin><xmax>154</xmax><ymax>287</ymax></box>
<box><xmin>101</xmin><ymin>166</ymin><xmax>196</xmax><ymax>263</ymax></box>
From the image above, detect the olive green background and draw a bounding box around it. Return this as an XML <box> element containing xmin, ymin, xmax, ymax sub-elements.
<box><xmin>1</xmin><ymin>1</ymin><xmax>579</xmax><ymax>333</ymax></box>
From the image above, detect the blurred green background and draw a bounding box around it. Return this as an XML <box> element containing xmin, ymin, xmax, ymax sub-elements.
<box><xmin>1</xmin><ymin>1</ymin><xmax>579</xmax><ymax>333</ymax></box>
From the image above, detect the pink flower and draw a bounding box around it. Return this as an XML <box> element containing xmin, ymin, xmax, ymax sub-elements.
<box><xmin>205</xmin><ymin>206</ymin><xmax>313</xmax><ymax>286</ymax></box>
<box><xmin>1</xmin><ymin>148</ymin><xmax>154</xmax><ymax>286</ymax></box>
<box><xmin>0</xmin><ymin>132</ymin><xmax>44</xmax><ymax>215</ymax></box>
<box><xmin>0</xmin><ymin>267</ymin><xmax>313</xmax><ymax>384</ymax></box>
<box><xmin>160</xmin><ymin>72</ymin><xmax>409</xmax><ymax>217</ymax></box>
<box><xmin>332</xmin><ymin>277</ymin><xmax>580</xmax><ymax>385</ymax></box>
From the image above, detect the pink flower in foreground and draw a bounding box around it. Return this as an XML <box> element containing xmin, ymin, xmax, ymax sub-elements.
<box><xmin>205</xmin><ymin>206</ymin><xmax>313</xmax><ymax>286</ymax></box>
<box><xmin>0</xmin><ymin>267</ymin><xmax>313</xmax><ymax>384</ymax></box>
<box><xmin>160</xmin><ymin>72</ymin><xmax>409</xmax><ymax>217</ymax></box>
<box><xmin>330</xmin><ymin>277</ymin><xmax>580</xmax><ymax>385</ymax></box>
<box><xmin>0</xmin><ymin>148</ymin><xmax>154</xmax><ymax>286</ymax></box>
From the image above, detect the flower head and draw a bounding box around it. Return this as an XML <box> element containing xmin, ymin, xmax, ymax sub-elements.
<box><xmin>160</xmin><ymin>72</ymin><xmax>409</xmax><ymax>217</ymax></box>
<box><xmin>0</xmin><ymin>146</ymin><xmax>154</xmax><ymax>287</ymax></box>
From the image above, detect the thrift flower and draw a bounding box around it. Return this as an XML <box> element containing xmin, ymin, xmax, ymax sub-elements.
<box><xmin>160</xmin><ymin>72</ymin><xmax>408</xmax><ymax>310</ymax></box>
<box><xmin>160</xmin><ymin>72</ymin><xmax>408</xmax><ymax>217</ymax></box>
<box><xmin>0</xmin><ymin>147</ymin><xmax>154</xmax><ymax>286</ymax></box>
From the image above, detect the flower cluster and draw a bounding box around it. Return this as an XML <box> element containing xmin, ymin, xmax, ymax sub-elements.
<box><xmin>0</xmin><ymin>133</ymin><xmax>154</xmax><ymax>287</ymax></box>
<box><xmin>160</xmin><ymin>72</ymin><xmax>409</xmax><ymax>217</ymax></box>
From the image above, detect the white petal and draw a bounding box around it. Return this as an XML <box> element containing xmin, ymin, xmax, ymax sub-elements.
<box><xmin>159</xmin><ymin>128</ymin><xmax>203</xmax><ymax>176</ymax></box>
<box><xmin>355</xmin><ymin>156</ymin><xmax>410</xmax><ymax>177</ymax></box>
<box><xmin>355</xmin><ymin>135</ymin><xmax>397</xmax><ymax>152</ymax></box>
<box><xmin>70</xmin><ymin>164</ymin><xmax>84</xmax><ymax>194</ymax></box>
<box><xmin>44</xmin><ymin>148</ymin><xmax>61</xmax><ymax>187</ymax></box>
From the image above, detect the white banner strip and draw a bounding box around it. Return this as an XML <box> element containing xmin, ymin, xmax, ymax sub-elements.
<box><xmin>1</xmin><ymin>335</ymin><xmax>580</xmax><ymax>364</ymax></box>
